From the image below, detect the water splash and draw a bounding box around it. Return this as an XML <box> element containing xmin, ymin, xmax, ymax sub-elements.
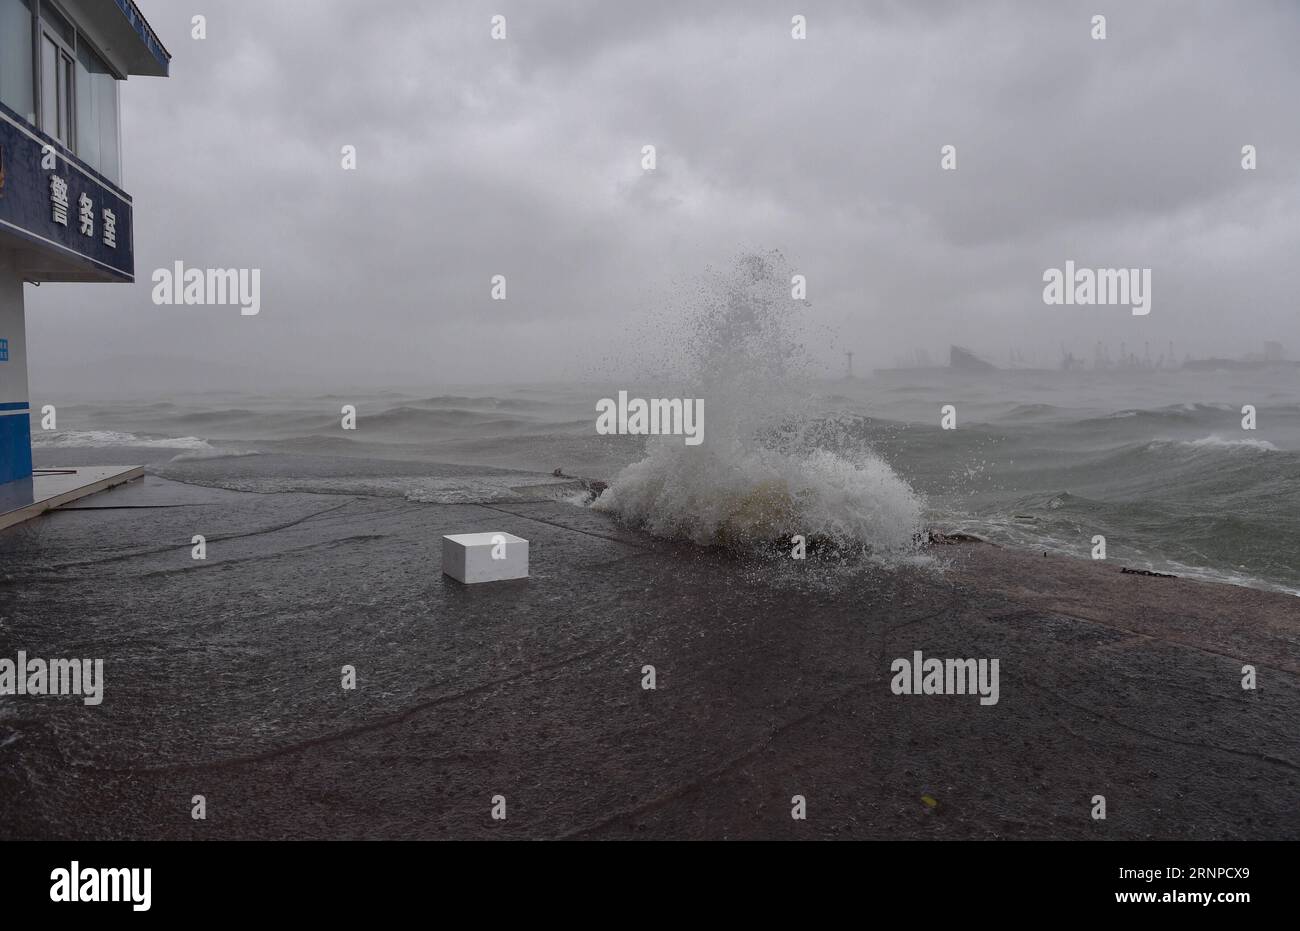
<box><xmin>593</xmin><ymin>252</ymin><xmax>924</xmax><ymax>555</ymax></box>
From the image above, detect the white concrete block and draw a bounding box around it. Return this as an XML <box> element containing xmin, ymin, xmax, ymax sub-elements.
<box><xmin>442</xmin><ymin>532</ymin><xmax>529</xmax><ymax>583</ymax></box>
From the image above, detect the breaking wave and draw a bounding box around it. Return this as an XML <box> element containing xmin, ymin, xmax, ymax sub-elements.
<box><xmin>592</xmin><ymin>252</ymin><xmax>924</xmax><ymax>554</ymax></box>
<box><xmin>31</xmin><ymin>430</ymin><xmax>213</xmax><ymax>450</ymax></box>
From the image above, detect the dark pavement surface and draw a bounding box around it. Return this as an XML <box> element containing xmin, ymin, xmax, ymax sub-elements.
<box><xmin>1</xmin><ymin>477</ymin><xmax>1296</xmax><ymax>839</ymax></box>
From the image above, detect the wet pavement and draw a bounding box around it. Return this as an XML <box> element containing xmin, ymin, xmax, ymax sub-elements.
<box><xmin>0</xmin><ymin>478</ymin><xmax>1296</xmax><ymax>839</ymax></box>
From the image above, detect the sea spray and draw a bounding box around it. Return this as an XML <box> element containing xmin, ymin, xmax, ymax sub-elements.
<box><xmin>592</xmin><ymin>252</ymin><xmax>924</xmax><ymax>554</ymax></box>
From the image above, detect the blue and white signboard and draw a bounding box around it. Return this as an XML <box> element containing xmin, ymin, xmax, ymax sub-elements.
<box><xmin>0</xmin><ymin>103</ymin><xmax>134</xmax><ymax>282</ymax></box>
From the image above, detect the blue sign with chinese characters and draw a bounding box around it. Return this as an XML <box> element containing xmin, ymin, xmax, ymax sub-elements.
<box><xmin>0</xmin><ymin>102</ymin><xmax>134</xmax><ymax>282</ymax></box>
<box><xmin>0</xmin><ymin>338</ymin><xmax>8</xmax><ymax>362</ymax></box>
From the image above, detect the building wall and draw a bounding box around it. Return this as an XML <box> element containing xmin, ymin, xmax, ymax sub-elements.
<box><xmin>0</xmin><ymin>252</ymin><xmax>32</xmax><ymax>484</ymax></box>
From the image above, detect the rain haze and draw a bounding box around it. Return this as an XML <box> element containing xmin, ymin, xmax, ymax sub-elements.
<box><xmin>23</xmin><ymin>0</ymin><xmax>1300</xmax><ymax>395</ymax></box>
<box><xmin>3</xmin><ymin>0</ymin><xmax>1299</xmax><ymax>857</ymax></box>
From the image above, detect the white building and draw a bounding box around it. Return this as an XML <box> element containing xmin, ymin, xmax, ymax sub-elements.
<box><xmin>0</xmin><ymin>0</ymin><xmax>169</xmax><ymax>520</ymax></box>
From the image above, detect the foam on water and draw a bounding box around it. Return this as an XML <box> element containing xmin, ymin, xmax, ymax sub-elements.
<box><xmin>592</xmin><ymin>252</ymin><xmax>924</xmax><ymax>554</ymax></box>
<box><xmin>32</xmin><ymin>430</ymin><xmax>213</xmax><ymax>450</ymax></box>
<box><xmin>168</xmin><ymin>447</ymin><xmax>263</xmax><ymax>461</ymax></box>
<box><xmin>1175</xmin><ymin>434</ymin><xmax>1278</xmax><ymax>451</ymax></box>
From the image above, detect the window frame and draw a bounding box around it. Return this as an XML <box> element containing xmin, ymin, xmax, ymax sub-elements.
<box><xmin>32</xmin><ymin>0</ymin><xmax>127</xmax><ymax>155</ymax></box>
<box><xmin>39</xmin><ymin>26</ymin><xmax>75</xmax><ymax>147</ymax></box>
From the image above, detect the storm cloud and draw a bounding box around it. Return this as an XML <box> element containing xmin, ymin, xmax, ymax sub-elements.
<box><xmin>26</xmin><ymin>0</ymin><xmax>1300</xmax><ymax>394</ymax></box>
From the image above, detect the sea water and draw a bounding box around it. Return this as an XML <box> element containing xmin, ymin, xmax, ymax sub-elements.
<box><xmin>24</xmin><ymin>255</ymin><xmax>1300</xmax><ymax>592</ymax></box>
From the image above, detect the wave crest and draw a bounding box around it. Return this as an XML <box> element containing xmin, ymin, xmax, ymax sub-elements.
<box><xmin>591</xmin><ymin>252</ymin><xmax>923</xmax><ymax>555</ymax></box>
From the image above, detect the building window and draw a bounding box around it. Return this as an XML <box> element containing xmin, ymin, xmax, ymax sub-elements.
<box><xmin>0</xmin><ymin>0</ymin><xmax>125</xmax><ymax>183</ymax></box>
<box><xmin>0</xmin><ymin>0</ymin><xmax>34</xmax><ymax>121</ymax></box>
<box><xmin>9</xmin><ymin>2</ymin><xmax>126</xmax><ymax>183</ymax></box>
<box><xmin>41</xmin><ymin>31</ymin><xmax>77</xmax><ymax>147</ymax></box>
<box><xmin>76</xmin><ymin>43</ymin><xmax>121</xmax><ymax>182</ymax></box>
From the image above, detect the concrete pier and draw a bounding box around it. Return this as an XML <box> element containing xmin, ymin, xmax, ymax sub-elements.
<box><xmin>0</xmin><ymin>464</ymin><xmax>144</xmax><ymax>530</ymax></box>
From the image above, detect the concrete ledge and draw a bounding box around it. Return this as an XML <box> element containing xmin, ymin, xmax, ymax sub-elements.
<box><xmin>0</xmin><ymin>466</ymin><xmax>145</xmax><ymax>531</ymax></box>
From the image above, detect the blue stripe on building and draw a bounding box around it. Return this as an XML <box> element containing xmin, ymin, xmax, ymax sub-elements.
<box><xmin>0</xmin><ymin>410</ymin><xmax>32</xmax><ymax>484</ymax></box>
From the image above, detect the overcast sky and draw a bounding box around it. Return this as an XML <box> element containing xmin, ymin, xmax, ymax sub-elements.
<box><xmin>26</xmin><ymin>0</ymin><xmax>1300</xmax><ymax>394</ymax></box>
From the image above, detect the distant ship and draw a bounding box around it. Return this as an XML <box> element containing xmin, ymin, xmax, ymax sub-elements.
<box><xmin>949</xmin><ymin>345</ymin><xmax>997</xmax><ymax>372</ymax></box>
<box><xmin>1183</xmin><ymin>342</ymin><xmax>1299</xmax><ymax>371</ymax></box>
<box><xmin>870</xmin><ymin>340</ymin><xmax>1299</xmax><ymax>377</ymax></box>
<box><xmin>874</xmin><ymin>346</ymin><xmax>998</xmax><ymax>376</ymax></box>
<box><xmin>1182</xmin><ymin>357</ymin><xmax>1300</xmax><ymax>372</ymax></box>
